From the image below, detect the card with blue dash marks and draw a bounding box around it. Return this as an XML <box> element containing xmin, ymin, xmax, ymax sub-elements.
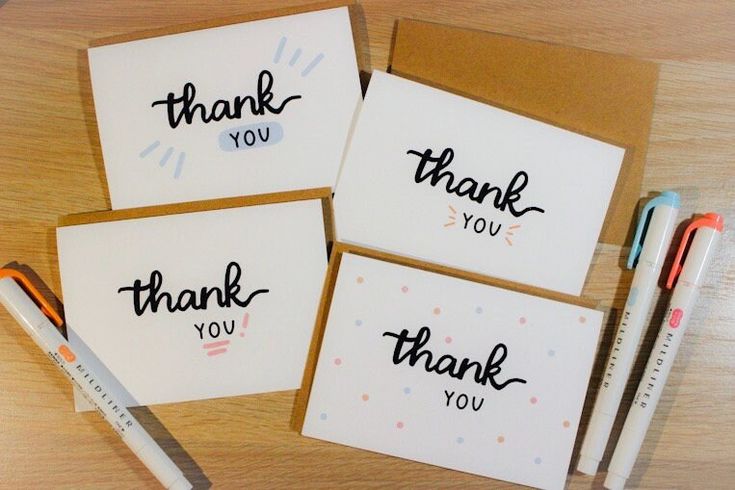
<box><xmin>88</xmin><ymin>7</ymin><xmax>360</xmax><ymax>209</ymax></box>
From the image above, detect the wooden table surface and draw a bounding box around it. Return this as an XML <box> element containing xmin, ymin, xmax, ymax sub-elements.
<box><xmin>1</xmin><ymin>1</ymin><xmax>733</xmax><ymax>488</ymax></box>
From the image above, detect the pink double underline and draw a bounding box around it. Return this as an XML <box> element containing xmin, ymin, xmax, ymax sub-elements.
<box><xmin>202</xmin><ymin>340</ymin><xmax>230</xmax><ymax>356</ymax></box>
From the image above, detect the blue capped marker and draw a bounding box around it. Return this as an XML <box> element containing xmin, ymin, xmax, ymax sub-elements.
<box><xmin>626</xmin><ymin>190</ymin><xmax>681</xmax><ymax>269</ymax></box>
<box><xmin>578</xmin><ymin>191</ymin><xmax>680</xmax><ymax>476</ymax></box>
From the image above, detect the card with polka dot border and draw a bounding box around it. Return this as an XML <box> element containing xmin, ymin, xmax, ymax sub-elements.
<box><xmin>301</xmin><ymin>249</ymin><xmax>602</xmax><ymax>490</ymax></box>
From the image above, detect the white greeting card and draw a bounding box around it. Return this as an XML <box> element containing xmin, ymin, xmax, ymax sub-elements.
<box><xmin>88</xmin><ymin>7</ymin><xmax>361</xmax><ymax>209</ymax></box>
<box><xmin>303</xmin><ymin>252</ymin><xmax>602</xmax><ymax>490</ymax></box>
<box><xmin>333</xmin><ymin>71</ymin><xmax>624</xmax><ymax>296</ymax></box>
<box><xmin>57</xmin><ymin>198</ymin><xmax>328</xmax><ymax>407</ymax></box>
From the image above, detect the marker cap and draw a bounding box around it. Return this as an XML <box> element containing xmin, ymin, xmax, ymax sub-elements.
<box><xmin>627</xmin><ymin>191</ymin><xmax>680</xmax><ymax>269</ymax></box>
<box><xmin>666</xmin><ymin>212</ymin><xmax>724</xmax><ymax>288</ymax></box>
<box><xmin>0</xmin><ymin>269</ymin><xmax>63</xmax><ymax>327</ymax></box>
<box><xmin>576</xmin><ymin>454</ymin><xmax>599</xmax><ymax>475</ymax></box>
<box><xmin>604</xmin><ymin>471</ymin><xmax>627</xmax><ymax>490</ymax></box>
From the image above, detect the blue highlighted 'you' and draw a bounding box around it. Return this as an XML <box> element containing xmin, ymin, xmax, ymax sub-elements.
<box><xmin>219</xmin><ymin>122</ymin><xmax>283</xmax><ymax>152</ymax></box>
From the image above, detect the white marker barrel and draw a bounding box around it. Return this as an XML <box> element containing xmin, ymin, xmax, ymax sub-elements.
<box><xmin>605</xmin><ymin>224</ymin><xmax>720</xmax><ymax>489</ymax></box>
<box><xmin>577</xmin><ymin>196</ymin><xmax>678</xmax><ymax>475</ymax></box>
<box><xmin>0</xmin><ymin>277</ymin><xmax>192</xmax><ymax>489</ymax></box>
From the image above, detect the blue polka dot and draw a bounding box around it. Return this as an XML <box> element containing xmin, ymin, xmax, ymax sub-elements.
<box><xmin>456</xmin><ymin>436</ymin><xmax>464</xmax><ymax>444</ymax></box>
<box><xmin>475</xmin><ymin>306</ymin><xmax>483</xmax><ymax>314</ymax></box>
<box><xmin>534</xmin><ymin>457</ymin><xmax>542</xmax><ymax>465</ymax></box>
<box><xmin>403</xmin><ymin>387</ymin><xmax>411</xmax><ymax>395</ymax></box>
<box><xmin>548</xmin><ymin>349</ymin><xmax>555</xmax><ymax>357</ymax></box>
<box><xmin>320</xmin><ymin>413</ymin><xmax>327</xmax><ymax>421</ymax></box>
<box><xmin>355</xmin><ymin>319</ymin><xmax>363</xmax><ymax>326</ymax></box>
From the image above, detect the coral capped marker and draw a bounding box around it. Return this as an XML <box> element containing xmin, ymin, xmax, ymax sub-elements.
<box><xmin>605</xmin><ymin>213</ymin><xmax>723</xmax><ymax>490</ymax></box>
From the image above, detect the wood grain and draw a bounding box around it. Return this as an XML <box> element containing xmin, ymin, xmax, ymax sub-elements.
<box><xmin>1</xmin><ymin>1</ymin><xmax>734</xmax><ymax>488</ymax></box>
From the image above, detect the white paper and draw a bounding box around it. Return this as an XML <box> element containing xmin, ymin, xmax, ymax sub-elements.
<box><xmin>57</xmin><ymin>199</ymin><xmax>327</xmax><ymax>407</ymax></box>
<box><xmin>303</xmin><ymin>253</ymin><xmax>602</xmax><ymax>490</ymax></box>
<box><xmin>334</xmin><ymin>71</ymin><xmax>624</xmax><ymax>296</ymax></box>
<box><xmin>88</xmin><ymin>7</ymin><xmax>361</xmax><ymax>209</ymax></box>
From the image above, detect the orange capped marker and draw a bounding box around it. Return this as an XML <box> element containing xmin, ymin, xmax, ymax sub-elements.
<box><xmin>0</xmin><ymin>269</ymin><xmax>192</xmax><ymax>489</ymax></box>
<box><xmin>605</xmin><ymin>213</ymin><xmax>723</xmax><ymax>490</ymax></box>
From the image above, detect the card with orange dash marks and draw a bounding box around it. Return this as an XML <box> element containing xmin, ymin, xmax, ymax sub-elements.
<box><xmin>334</xmin><ymin>72</ymin><xmax>624</xmax><ymax>296</ymax></box>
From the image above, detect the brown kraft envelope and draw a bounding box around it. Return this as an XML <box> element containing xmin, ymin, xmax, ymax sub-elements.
<box><xmin>58</xmin><ymin>188</ymin><xmax>335</xmax><ymax>245</ymax></box>
<box><xmin>389</xmin><ymin>19</ymin><xmax>659</xmax><ymax>246</ymax></box>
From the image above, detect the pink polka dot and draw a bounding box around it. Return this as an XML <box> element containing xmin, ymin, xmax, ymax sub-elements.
<box><xmin>334</xmin><ymin>358</ymin><xmax>342</xmax><ymax>366</ymax></box>
<box><xmin>563</xmin><ymin>420</ymin><xmax>570</xmax><ymax>428</ymax></box>
<box><xmin>396</xmin><ymin>421</ymin><xmax>404</xmax><ymax>429</ymax></box>
<box><xmin>519</xmin><ymin>316</ymin><xmax>527</xmax><ymax>325</ymax></box>
<box><xmin>433</xmin><ymin>307</ymin><xmax>441</xmax><ymax>315</ymax></box>
<box><xmin>530</xmin><ymin>396</ymin><xmax>538</xmax><ymax>405</ymax></box>
<box><xmin>239</xmin><ymin>332</ymin><xmax>245</xmax><ymax>337</ymax></box>
<box><xmin>578</xmin><ymin>315</ymin><xmax>587</xmax><ymax>324</ymax></box>
<box><xmin>401</xmin><ymin>286</ymin><xmax>409</xmax><ymax>293</ymax></box>
<box><xmin>497</xmin><ymin>435</ymin><xmax>505</xmax><ymax>443</ymax></box>
<box><xmin>356</xmin><ymin>276</ymin><xmax>364</xmax><ymax>284</ymax></box>
<box><xmin>361</xmin><ymin>393</ymin><xmax>369</xmax><ymax>401</ymax></box>
<box><xmin>444</xmin><ymin>336</ymin><xmax>452</xmax><ymax>344</ymax></box>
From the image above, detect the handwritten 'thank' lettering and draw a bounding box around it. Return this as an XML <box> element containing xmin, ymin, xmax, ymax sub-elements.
<box><xmin>406</xmin><ymin>147</ymin><xmax>545</xmax><ymax>218</ymax></box>
<box><xmin>151</xmin><ymin>70</ymin><xmax>301</xmax><ymax>129</ymax></box>
<box><xmin>117</xmin><ymin>261</ymin><xmax>269</xmax><ymax>316</ymax></box>
<box><xmin>382</xmin><ymin>325</ymin><xmax>527</xmax><ymax>390</ymax></box>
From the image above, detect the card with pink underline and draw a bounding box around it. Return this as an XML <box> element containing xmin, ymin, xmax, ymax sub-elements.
<box><xmin>57</xmin><ymin>198</ymin><xmax>327</xmax><ymax>409</ymax></box>
<box><xmin>302</xmin><ymin>253</ymin><xmax>602</xmax><ymax>490</ymax></box>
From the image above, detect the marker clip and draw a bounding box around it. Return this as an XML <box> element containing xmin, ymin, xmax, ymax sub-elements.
<box><xmin>665</xmin><ymin>213</ymin><xmax>724</xmax><ymax>289</ymax></box>
<box><xmin>627</xmin><ymin>191</ymin><xmax>680</xmax><ymax>269</ymax></box>
<box><xmin>0</xmin><ymin>269</ymin><xmax>64</xmax><ymax>327</ymax></box>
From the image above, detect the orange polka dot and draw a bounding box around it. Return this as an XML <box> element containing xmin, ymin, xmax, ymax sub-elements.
<box><xmin>356</xmin><ymin>276</ymin><xmax>364</xmax><ymax>284</ymax></box>
<box><xmin>433</xmin><ymin>307</ymin><xmax>441</xmax><ymax>315</ymax></box>
<box><xmin>497</xmin><ymin>435</ymin><xmax>505</xmax><ymax>443</ymax></box>
<box><xmin>563</xmin><ymin>420</ymin><xmax>570</xmax><ymax>428</ymax></box>
<box><xmin>361</xmin><ymin>393</ymin><xmax>369</xmax><ymax>401</ymax></box>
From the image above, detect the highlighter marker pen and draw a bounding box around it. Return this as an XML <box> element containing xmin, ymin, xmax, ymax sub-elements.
<box><xmin>577</xmin><ymin>191</ymin><xmax>680</xmax><ymax>475</ymax></box>
<box><xmin>604</xmin><ymin>213</ymin><xmax>723</xmax><ymax>490</ymax></box>
<box><xmin>0</xmin><ymin>269</ymin><xmax>192</xmax><ymax>490</ymax></box>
